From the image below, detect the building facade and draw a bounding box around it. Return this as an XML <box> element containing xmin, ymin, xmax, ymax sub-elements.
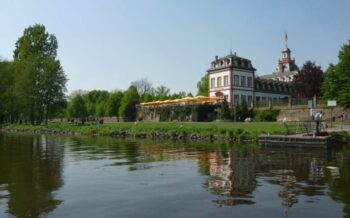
<box><xmin>208</xmin><ymin>50</ymin><xmax>294</xmax><ymax>108</ymax></box>
<box><xmin>207</xmin><ymin>52</ymin><xmax>256</xmax><ymax>107</ymax></box>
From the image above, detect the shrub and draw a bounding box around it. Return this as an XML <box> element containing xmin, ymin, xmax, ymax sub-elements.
<box><xmin>254</xmin><ymin>109</ymin><xmax>280</xmax><ymax>121</ymax></box>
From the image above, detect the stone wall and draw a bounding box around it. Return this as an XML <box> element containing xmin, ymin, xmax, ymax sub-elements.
<box><xmin>274</xmin><ymin>105</ymin><xmax>349</xmax><ymax>122</ymax></box>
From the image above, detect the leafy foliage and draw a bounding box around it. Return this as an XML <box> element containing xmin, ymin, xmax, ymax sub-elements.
<box><xmin>293</xmin><ymin>61</ymin><xmax>323</xmax><ymax>98</ymax></box>
<box><xmin>197</xmin><ymin>74</ymin><xmax>209</xmax><ymax>96</ymax></box>
<box><xmin>0</xmin><ymin>61</ymin><xmax>15</xmax><ymax>123</ymax></box>
<box><xmin>254</xmin><ymin>109</ymin><xmax>280</xmax><ymax>121</ymax></box>
<box><xmin>67</xmin><ymin>95</ymin><xmax>87</xmax><ymax>122</ymax></box>
<box><xmin>322</xmin><ymin>40</ymin><xmax>350</xmax><ymax>108</ymax></box>
<box><xmin>106</xmin><ymin>91</ymin><xmax>124</xmax><ymax>116</ymax></box>
<box><xmin>13</xmin><ymin>24</ymin><xmax>67</xmax><ymax>124</ymax></box>
<box><xmin>119</xmin><ymin>86</ymin><xmax>140</xmax><ymax>121</ymax></box>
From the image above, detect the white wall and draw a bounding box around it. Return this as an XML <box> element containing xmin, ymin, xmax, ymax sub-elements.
<box><xmin>209</xmin><ymin>70</ymin><xmax>231</xmax><ymax>91</ymax></box>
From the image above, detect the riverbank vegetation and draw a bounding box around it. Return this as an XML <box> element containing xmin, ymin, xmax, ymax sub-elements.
<box><xmin>2</xmin><ymin>122</ymin><xmax>292</xmax><ymax>141</ymax></box>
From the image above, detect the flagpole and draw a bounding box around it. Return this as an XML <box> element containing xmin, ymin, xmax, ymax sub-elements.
<box><xmin>285</xmin><ymin>33</ymin><xmax>288</xmax><ymax>48</ymax></box>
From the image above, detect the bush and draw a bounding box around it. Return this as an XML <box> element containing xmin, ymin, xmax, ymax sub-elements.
<box><xmin>254</xmin><ymin>109</ymin><xmax>280</xmax><ymax>121</ymax></box>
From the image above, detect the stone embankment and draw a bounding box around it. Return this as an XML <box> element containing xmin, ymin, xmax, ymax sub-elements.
<box><xmin>0</xmin><ymin>127</ymin><xmax>254</xmax><ymax>143</ymax></box>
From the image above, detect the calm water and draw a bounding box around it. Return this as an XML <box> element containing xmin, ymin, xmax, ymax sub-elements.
<box><xmin>1</xmin><ymin>133</ymin><xmax>350</xmax><ymax>218</ymax></box>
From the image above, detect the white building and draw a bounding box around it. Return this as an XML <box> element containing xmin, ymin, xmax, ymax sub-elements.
<box><xmin>207</xmin><ymin>51</ymin><xmax>293</xmax><ymax>108</ymax></box>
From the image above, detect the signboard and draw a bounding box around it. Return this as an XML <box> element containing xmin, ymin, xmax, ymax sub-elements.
<box><xmin>327</xmin><ymin>100</ymin><xmax>337</xmax><ymax>107</ymax></box>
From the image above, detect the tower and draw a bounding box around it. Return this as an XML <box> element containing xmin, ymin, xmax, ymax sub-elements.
<box><xmin>275</xmin><ymin>34</ymin><xmax>298</xmax><ymax>73</ymax></box>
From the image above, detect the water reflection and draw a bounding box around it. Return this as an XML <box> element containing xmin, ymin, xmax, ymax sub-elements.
<box><xmin>198</xmin><ymin>145</ymin><xmax>257</xmax><ymax>206</ymax></box>
<box><xmin>0</xmin><ymin>133</ymin><xmax>350</xmax><ymax>217</ymax></box>
<box><xmin>325</xmin><ymin>150</ymin><xmax>350</xmax><ymax>215</ymax></box>
<box><xmin>0</xmin><ymin>134</ymin><xmax>64</xmax><ymax>217</ymax></box>
<box><xmin>199</xmin><ymin>145</ymin><xmax>343</xmax><ymax>210</ymax></box>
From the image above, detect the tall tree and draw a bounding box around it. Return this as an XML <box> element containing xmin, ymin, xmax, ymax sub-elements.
<box><xmin>322</xmin><ymin>40</ymin><xmax>350</xmax><ymax>107</ymax></box>
<box><xmin>0</xmin><ymin>60</ymin><xmax>16</xmax><ymax>123</ymax></box>
<box><xmin>154</xmin><ymin>85</ymin><xmax>170</xmax><ymax>100</ymax></box>
<box><xmin>67</xmin><ymin>95</ymin><xmax>87</xmax><ymax>124</ymax></box>
<box><xmin>293</xmin><ymin>61</ymin><xmax>323</xmax><ymax>98</ymax></box>
<box><xmin>83</xmin><ymin>90</ymin><xmax>110</xmax><ymax>117</ymax></box>
<box><xmin>13</xmin><ymin>24</ymin><xmax>67</xmax><ymax>124</ymax></box>
<box><xmin>106</xmin><ymin>91</ymin><xmax>124</xmax><ymax>116</ymax></box>
<box><xmin>196</xmin><ymin>74</ymin><xmax>209</xmax><ymax>96</ymax></box>
<box><xmin>119</xmin><ymin>86</ymin><xmax>140</xmax><ymax>121</ymax></box>
<box><xmin>131</xmin><ymin>78</ymin><xmax>152</xmax><ymax>102</ymax></box>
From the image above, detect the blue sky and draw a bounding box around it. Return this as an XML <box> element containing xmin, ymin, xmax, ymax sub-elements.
<box><xmin>1</xmin><ymin>0</ymin><xmax>349</xmax><ymax>94</ymax></box>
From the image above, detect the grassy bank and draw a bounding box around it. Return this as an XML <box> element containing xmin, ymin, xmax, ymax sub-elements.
<box><xmin>1</xmin><ymin>122</ymin><xmax>291</xmax><ymax>141</ymax></box>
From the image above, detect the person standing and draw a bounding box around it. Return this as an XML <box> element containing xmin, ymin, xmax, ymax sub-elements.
<box><xmin>314</xmin><ymin>111</ymin><xmax>323</xmax><ymax>134</ymax></box>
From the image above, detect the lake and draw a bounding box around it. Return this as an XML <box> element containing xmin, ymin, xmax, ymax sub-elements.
<box><xmin>0</xmin><ymin>133</ymin><xmax>349</xmax><ymax>217</ymax></box>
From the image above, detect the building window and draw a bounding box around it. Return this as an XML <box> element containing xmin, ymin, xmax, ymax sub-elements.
<box><xmin>234</xmin><ymin>75</ymin><xmax>239</xmax><ymax>86</ymax></box>
<box><xmin>217</xmin><ymin>77</ymin><xmax>222</xmax><ymax>87</ymax></box>
<box><xmin>210</xmin><ymin>78</ymin><xmax>215</xmax><ymax>88</ymax></box>
<box><xmin>234</xmin><ymin>95</ymin><xmax>239</xmax><ymax>105</ymax></box>
<box><xmin>241</xmin><ymin>76</ymin><xmax>246</xmax><ymax>87</ymax></box>
<box><xmin>247</xmin><ymin>77</ymin><xmax>252</xmax><ymax>88</ymax></box>
<box><xmin>224</xmin><ymin>76</ymin><xmax>228</xmax><ymax>86</ymax></box>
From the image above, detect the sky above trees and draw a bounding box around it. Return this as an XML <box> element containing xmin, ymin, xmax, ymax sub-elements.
<box><xmin>1</xmin><ymin>0</ymin><xmax>349</xmax><ymax>94</ymax></box>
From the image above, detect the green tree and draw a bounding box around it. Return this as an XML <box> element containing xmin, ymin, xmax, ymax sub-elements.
<box><xmin>96</xmin><ymin>102</ymin><xmax>107</xmax><ymax>117</ymax></box>
<box><xmin>67</xmin><ymin>95</ymin><xmax>87</xmax><ymax>124</ymax></box>
<box><xmin>0</xmin><ymin>60</ymin><xmax>16</xmax><ymax>123</ymax></box>
<box><xmin>220</xmin><ymin>99</ymin><xmax>231</xmax><ymax>120</ymax></box>
<box><xmin>83</xmin><ymin>90</ymin><xmax>110</xmax><ymax>117</ymax></box>
<box><xmin>196</xmin><ymin>74</ymin><xmax>209</xmax><ymax>96</ymax></box>
<box><xmin>154</xmin><ymin>85</ymin><xmax>170</xmax><ymax>100</ymax></box>
<box><xmin>106</xmin><ymin>91</ymin><xmax>124</xmax><ymax>116</ymax></box>
<box><xmin>322</xmin><ymin>40</ymin><xmax>350</xmax><ymax>107</ymax></box>
<box><xmin>119</xmin><ymin>86</ymin><xmax>140</xmax><ymax>121</ymax></box>
<box><xmin>13</xmin><ymin>24</ymin><xmax>67</xmax><ymax>124</ymax></box>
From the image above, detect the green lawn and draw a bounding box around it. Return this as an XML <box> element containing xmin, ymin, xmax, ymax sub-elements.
<box><xmin>4</xmin><ymin>121</ymin><xmax>292</xmax><ymax>140</ymax></box>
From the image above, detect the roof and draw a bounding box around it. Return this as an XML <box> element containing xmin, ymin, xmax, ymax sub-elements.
<box><xmin>207</xmin><ymin>53</ymin><xmax>256</xmax><ymax>72</ymax></box>
<box><xmin>259</xmin><ymin>70</ymin><xmax>298</xmax><ymax>80</ymax></box>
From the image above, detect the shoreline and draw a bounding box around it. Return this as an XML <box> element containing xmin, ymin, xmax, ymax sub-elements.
<box><xmin>0</xmin><ymin>126</ymin><xmax>255</xmax><ymax>142</ymax></box>
<box><xmin>2</xmin><ymin>122</ymin><xmax>349</xmax><ymax>144</ymax></box>
<box><xmin>0</xmin><ymin>122</ymin><xmax>268</xmax><ymax>142</ymax></box>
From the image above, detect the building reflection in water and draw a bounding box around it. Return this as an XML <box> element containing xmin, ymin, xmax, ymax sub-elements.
<box><xmin>199</xmin><ymin>145</ymin><xmax>257</xmax><ymax>206</ymax></box>
<box><xmin>0</xmin><ymin>134</ymin><xmax>64</xmax><ymax>218</ymax></box>
<box><xmin>199</xmin><ymin>145</ymin><xmax>337</xmax><ymax>208</ymax></box>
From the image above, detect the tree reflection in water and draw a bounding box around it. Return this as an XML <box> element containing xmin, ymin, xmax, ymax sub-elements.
<box><xmin>325</xmin><ymin>149</ymin><xmax>350</xmax><ymax>216</ymax></box>
<box><xmin>0</xmin><ymin>134</ymin><xmax>64</xmax><ymax>218</ymax></box>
